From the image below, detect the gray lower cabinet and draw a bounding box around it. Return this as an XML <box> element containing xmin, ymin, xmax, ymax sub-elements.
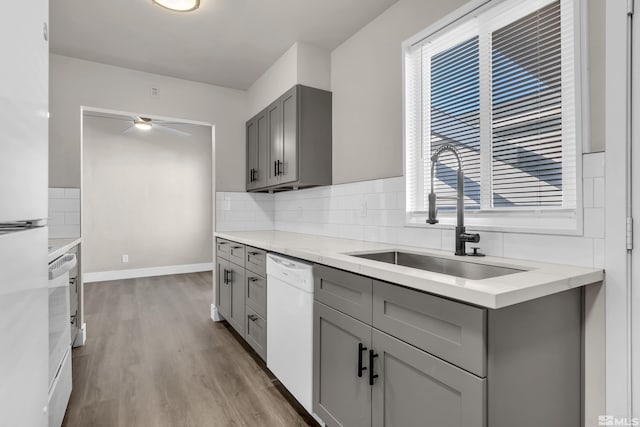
<box><xmin>216</xmin><ymin>257</ymin><xmax>232</xmax><ymax>321</ymax></box>
<box><xmin>313</xmin><ymin>264</ymin><xmax>581</xmax><ymax>427</ymax></box>
<box><xmin>370</xmin><ymin>329</ymin><xmax>485</xmax><ymax>427</ymax></box>
<box><xmin>313</xmin><ymin>301</ymin><xmax>484</xmax><ymax>427</ymax></box>
<box><xmin>313</xmin><ymin>302</ymin><xmax>372</xmax><ymax>427</ymax></box>
<box><xmin>216</xmin><ymin>239</ymin><xmax>267</xmax><ymax>361</ymax></box>
<box><xmin>216</xmin><ymin>256</ymin><xmax>245</xmax><ymax>338</ymax></box>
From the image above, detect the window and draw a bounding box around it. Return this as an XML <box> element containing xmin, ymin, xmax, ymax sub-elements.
<box><xmin>404</xmin><ymin>0</ymin><xmax>580</xmax><ymax>233</ymax></box>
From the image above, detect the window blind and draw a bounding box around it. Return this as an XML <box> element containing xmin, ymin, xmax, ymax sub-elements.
<box><xmin>491</xmin><ymin>1</ymin><xmax>564</xmax><ymax>207</ymax></box>
<box><xmin>404</xmin><ymin>0</ymin><xmax>577</xmax><ymax>221</ymax></box>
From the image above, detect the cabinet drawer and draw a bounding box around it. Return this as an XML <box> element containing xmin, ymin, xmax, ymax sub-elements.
<box><xmin>372</xmin><ymin>280</ymin><xmax>486</xmax><ymax>377</ymax></box>
<box><xmin>246</xmin><ymin>273</ymin><xmax>267</xmax><ymax>319</ymax></box>
<box><xmin>314</xmin><ymin>264</ymin><xmax>373</xmax><ymax>324</ymax></box>
<box><xmin>246</xmin><ymin>247</ymin><xmax>267</xmax><ymax>277</ymax></box>
<box><xmin>216</xmin><ymin>238</ymin><xmax>231</xmax><ymax>259</ymax></box>
<box><xmin>229</xmin><ymin>243</ymin><xmax>245</xmax><ymax>267</ymax></box>
<box><xmin>245</xmin><ymin>307</ymin><xmax>267</xmax><ymax>361</ymax></box>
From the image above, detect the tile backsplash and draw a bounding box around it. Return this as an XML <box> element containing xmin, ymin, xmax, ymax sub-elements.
<box><xmin>216</xmin><ymin>152</ymin><xmax>605</xmax><ymax>269</ymax></box>
<box><xmin>48</xmin><ymin>188</ymin><xmax>80</xmax><ymax>238</ymax></box>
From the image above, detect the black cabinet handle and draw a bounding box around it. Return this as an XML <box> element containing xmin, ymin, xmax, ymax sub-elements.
<box><xmin>247</xmin><ymin>251</ymin><xmax>259</xmax><ymax>256</ymax></box>
<box><xmin>358</xmin><ymin>343</ymin><xmax>368</xmax><ymax>378</ymax></box>
<box><xmin>226</xmin><ymin>269</ymin><xmax>233</xmax><ymax>284</ymax></box>
<box><xmin>222</xmin><ymin>268</ymin><xmax>228</xmax><ymax>284</ymax></box>
<box><xmin>277</xmin><ymin>160</ymin><xmax>284</xmax><ymax>176</ymax></box>
<box><xmin>248</xmin><ymin>314</ymin><xmax>258</xmax><ymax>322</ymax></box>
<box><xmin>369</xmin><ymin>350</ymin><xmax>379</xmax><ymax>386</ymax></box>
<box><xmin>274</xmin><ymin>160</ymin><xmax>278</xmax><ymax>177</ymax></box>
<box><xmin>248</xmin><ymin>277</ymin><xmax>258</xmax><ymax>282</ymax></box>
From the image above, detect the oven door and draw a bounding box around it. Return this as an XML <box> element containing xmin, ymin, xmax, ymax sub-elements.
<box><xmin>48</xmin><ymin>253</ymin><xmax>75</xmax><ymax>389</ymax></box>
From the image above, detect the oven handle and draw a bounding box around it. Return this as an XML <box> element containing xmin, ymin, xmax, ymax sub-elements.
<box><xmin>48</xmin><ymin>253</ymin><xmax>77</xmax><ymax>280</ymax></box>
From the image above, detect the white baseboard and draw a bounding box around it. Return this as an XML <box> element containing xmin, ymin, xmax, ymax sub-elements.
<box><xmin>73</xmin><ymin>323</ymin><xmax>86</xmax><ymax>347</ymax></box>
<box><xmin>84</xmin><ymin>263</ymin><xmax>213</xmax><ymax>283</ymax></box>
<box><xmin>211</xmin><ymin>304</ymin><xmax>224</xmax><ymax>322</ymax></box>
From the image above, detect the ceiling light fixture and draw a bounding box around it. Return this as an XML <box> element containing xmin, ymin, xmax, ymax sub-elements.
<box><xmin>152</xmin><ymin>0</ymin><xmax>200</xmax><ymax>12</ymax></box>
<box><xmin>134</xmin><ymin>118</ymin><xmax>152</xmax><ymax>131</ymax></box>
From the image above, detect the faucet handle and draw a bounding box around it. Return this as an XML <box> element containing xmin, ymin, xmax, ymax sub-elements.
<box><xmin>467</xmin><ymin>247</ymin><xmax>486</xmax><ymax>257</ymax></box>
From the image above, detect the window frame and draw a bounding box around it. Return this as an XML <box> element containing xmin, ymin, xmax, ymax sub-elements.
<box><xmin>402</xmin><ymin>0</ymin><xmax>585</xmax><ymax>235</ymax></box>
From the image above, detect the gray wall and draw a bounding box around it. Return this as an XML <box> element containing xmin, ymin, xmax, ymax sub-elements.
<box><xmin>330</xmin><ymin>0</ymin><xmax>606</xmax><ymax>184</ymax></box>
<box><xmin>49</xmin><ymin>54</ymin><xmax>247</xmax><ymax>191</ymax></box>
<box><xmin>82</xmin><ymin>116</ymin><xmax>212</xmax><ymax>273</ymax></box>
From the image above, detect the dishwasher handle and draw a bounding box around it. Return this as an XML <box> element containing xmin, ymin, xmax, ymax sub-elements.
<box><xmin>48</xmin><ymin>253</ymin><xmax>77</xmax><ymax>280</ymax></box>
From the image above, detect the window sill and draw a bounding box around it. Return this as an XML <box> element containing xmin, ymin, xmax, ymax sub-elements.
<box><xmin>405</xmin><ymin>209</ymin><xmax>582</xmax><ymax>236</ymax></box>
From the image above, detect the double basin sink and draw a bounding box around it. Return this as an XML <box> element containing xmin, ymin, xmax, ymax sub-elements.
<box><xmin>350</xmin><ymin>251</ymin><xmax>524</xmax><ymax>280</ymax></box>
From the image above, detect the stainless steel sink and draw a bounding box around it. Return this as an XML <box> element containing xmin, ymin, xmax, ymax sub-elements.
<box><xmin>350</xmin><ymin>251</ymin><xmax>524</xmax><ymax>280</ymax></box>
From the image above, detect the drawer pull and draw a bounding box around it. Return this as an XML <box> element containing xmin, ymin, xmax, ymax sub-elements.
<box><xmin>248</xmin><ymin>251</ymin><xmax>260</xmax><ymax>256</ymax></box>
<box><xmin>357</xmin><ymin>343</ymin><xmax>368</xmax><ymax>378</ymax></box>
<box><xmin>248</xmin><ymin>314</ymin><xmax>259</xmax><ymax>322</ymax></box>
<box><xmin>231</xmin><ymin>246</ymin><xmax>243</xmax><ymax>250</ymax></box>
<box><xmin>248</xmin><ymin>277</ymin><xmax>259</xmax><ymax>282</ymax></box>
<box><xmin>369</xmin><ymin>350</ymin><xmax>379</xmax><ymax>386</ymax></box>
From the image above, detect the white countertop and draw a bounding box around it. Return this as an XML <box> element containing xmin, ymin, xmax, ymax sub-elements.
<box><xmin>48</xmin><ymin>237</ymin><xmax>82</xmax><ymax>263</ymax></box>
<box><xmin>215</xmin><ymin>230</ymin><xmax>604</xmax><ymax>309</ymax></box>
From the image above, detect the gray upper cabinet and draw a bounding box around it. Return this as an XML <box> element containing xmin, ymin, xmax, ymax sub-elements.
<box><xmin>246</xmin><ymin>110</ymin><xmax>268</xmax><ymax>190</ymax></box>
<box><xmin>246</xmin><ymin>84</ymin><xmax>332</xmax><ymax>192</ymax></box>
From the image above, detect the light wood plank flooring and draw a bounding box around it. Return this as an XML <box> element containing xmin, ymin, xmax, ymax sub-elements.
<box><xmin>62</xmin><ymin>272</ymin><xmax>313</xmax><ymax>427</ymax></box>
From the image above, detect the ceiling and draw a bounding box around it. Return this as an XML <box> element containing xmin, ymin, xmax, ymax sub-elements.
<box><xmin>50</xmin><ymin>0</ymin><xmax>399</xmax><ymax>90</ymax></box>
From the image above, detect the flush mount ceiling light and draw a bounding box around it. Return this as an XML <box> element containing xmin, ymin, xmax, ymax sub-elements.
<box><xmin>134</xmin><ymin>117</ymin><xmax>152</xmax><ymax>130</ymax></box>
<box><xmin>152</xmin><ymin>0</ymin><xmax>200</xmax><ymax>12</ymax></box>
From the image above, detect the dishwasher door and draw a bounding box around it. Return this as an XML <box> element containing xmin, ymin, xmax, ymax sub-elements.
<box><xmin>266</xmin><ymin>254</ymin><xmax>314</xmax><ymax>414</ymax></box>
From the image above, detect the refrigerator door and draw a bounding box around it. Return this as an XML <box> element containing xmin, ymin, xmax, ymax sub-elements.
<box><xmin>0</xmin><ymin>227</ymin><xmax>49</xmax><ymax>427</ymax></box>
<box><xmin>0</xmin><ymin>1</ymin><xmax>49</xmax><ymax>222</ymax></box>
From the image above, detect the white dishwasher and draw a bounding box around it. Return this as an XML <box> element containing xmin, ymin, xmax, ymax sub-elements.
<box><xmin>267</xmin><ymin>254</ymin><xmax>323</xmax><ymax>424</ymax></box>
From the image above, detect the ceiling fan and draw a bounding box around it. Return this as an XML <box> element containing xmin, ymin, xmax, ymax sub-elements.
<box><xmin>83</xmin><ymin>111</ymin><xmax>193</xmax><ymax>137</ymax></box>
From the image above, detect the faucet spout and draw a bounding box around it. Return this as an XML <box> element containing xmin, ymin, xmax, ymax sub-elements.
<box><xmin>426</xmin><ymin>143</ymin><xmax>480</xmax><ymax>256</ymax></box>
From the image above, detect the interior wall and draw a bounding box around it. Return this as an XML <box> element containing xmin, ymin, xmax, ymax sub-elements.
<box><xmin>246</xmin><ymin>42</ymin><xmax>331</xmax><ymax>119</ymax></box>
<box><xmin>82</xmin><ymin>116</ymin><xmax>212</xmax><ymax>273</ymax></box>
<box><xmin>330</xmin><ymin>0</ymin><xmax>607</xmax><ymax>185</ymax></box>
<box><xmin>49</xmin><ymin>54</ymin><xmax>246</xmax><ymax>191</ymax></box>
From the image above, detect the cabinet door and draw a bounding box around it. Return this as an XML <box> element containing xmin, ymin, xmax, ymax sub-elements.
<box><xmin>255</xmin><ymin>111</ymin><xmax>268</xmax><ymax>189</ymax></box>
<box><xmin>227</xmin><ymin>262</ymin><xmax>246</xmax><ymax>337</ymax></box>
<box><xmin>371</xmin><ymin>329</ymin><xmax>486</xmax><ymax>427</ymax></box>
<box><xmin>217</xmin><ymin>257</ymin><xmax>231</xmax><ymax>320</ymax></box>
<box><xmin>313</xmin><ymin>302</ymin><xmax>372</xmax><ymax>427</ymax></box>
<box><xmin>266</xmin><ymin>101</ymin><xmax>282</xmax><ymax>187</ymax></box>
<box><xmin>280</xmin><ymin>87</ymin><xmax>298</xmax><ymax>184</ymax></box>
<box><xmin>246</xmin><ymin>117</ymin><xmax>258</xmax><ymax>191</ymax></box>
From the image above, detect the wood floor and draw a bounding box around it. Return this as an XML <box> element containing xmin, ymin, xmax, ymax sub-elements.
<box><xmin>62</xmin><ymin>272</ymin><xmax>313</xmax><ymax>427</ymax></box>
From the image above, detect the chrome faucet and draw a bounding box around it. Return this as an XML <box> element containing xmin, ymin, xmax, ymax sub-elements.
<box><xmin>427</xmin><ymin>144</ymin><xmax>481</xmax><ymax>256</ymax></box>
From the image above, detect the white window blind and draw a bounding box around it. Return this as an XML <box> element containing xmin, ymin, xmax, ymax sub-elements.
<box><xmin>404</xmin><ymin>0</ymin><xmax>579</xmax><ymax>231</ymax></box>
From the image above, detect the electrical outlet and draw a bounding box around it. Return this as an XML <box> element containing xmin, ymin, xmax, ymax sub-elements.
<box><xmin>151</xmin><ymin>87</ymin><xmax>160</xmax><ymax>97</ymax></box>
<box><xmin>121</xmin><ymin>254</ymin><xmax>129</xmax><ymax>263</ymax></box>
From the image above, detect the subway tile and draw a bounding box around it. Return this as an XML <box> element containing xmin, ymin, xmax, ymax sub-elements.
<box><xmin>593</xmin><ymin>238</ymin><xmax>605</xmax><ymax>268</ymax></box>
<box><xmin>65</xmin><ymin>212</ymin><xmax>80</xmax><ymax>225</ymax></box>
<box><xmin>593</xmin><ymin>177</ymin><xmax>605</xmax><ymax>208</ymax></box>
<box><xmin>583</xmin><ymin>178</ymin><xmax>594</xmax><ymax>208</ymax></box>
<box><xmin>584</xmin><ymin>208</ymin><xmax>605</xmax><ymax>238</ymax></box>
<box><xmin>583</xmin><ymin>152</ymin><xmax>605</xmax><ymax>178</ymax></box>
<box><xmin>64</xmin><ymin>188</ymin><xmax>80</xmax><ymax>199</ymax></box>
<box><xmin>49</xmin><ymin>188</ymin><xmax>66</xmax><ymax>199</ymax></box>
<box><xmin>396</xmin><ymin>226</ymin><xmax>442</xmax><ymax>250</ymax></box>
<box><xmin>48</xmin><ymin>213</ymin><xmax>65</xmax><ymax>226</ymax></box>
<box><xmin>503</xmin><ymin>233</ymin><xmax>594</xmax><ymax>267</ymax></box>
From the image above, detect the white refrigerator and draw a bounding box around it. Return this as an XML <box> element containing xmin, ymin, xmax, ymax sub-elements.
<box><xmin>0</xmin><ymin>1</ymin><xmax>51</xmax><ymax>426</ymax></box>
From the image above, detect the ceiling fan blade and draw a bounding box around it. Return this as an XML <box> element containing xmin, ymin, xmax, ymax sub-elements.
<box><xmin>84</xmin><ymin>112</ymin><xmax>134</xmax><ymax>122</ymax></box>
<box><xmin>154</xmin><ymin>124</ymin><xmax>192</xmax><ymax>137</ymax></box>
